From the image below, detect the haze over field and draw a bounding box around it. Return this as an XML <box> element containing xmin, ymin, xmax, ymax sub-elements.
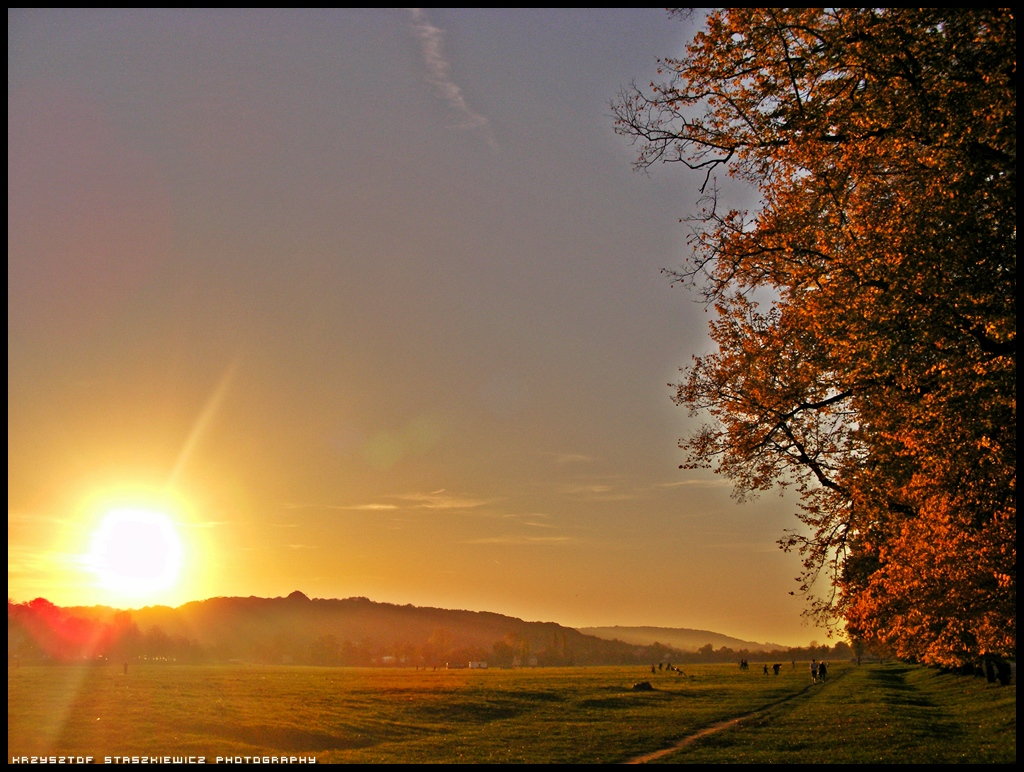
<box><xmin>9</xmin><ymin>8</ymin><xmax>830</xmax><ymax>649</ymax></box>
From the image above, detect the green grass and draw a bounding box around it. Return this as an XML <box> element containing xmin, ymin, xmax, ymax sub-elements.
<box><xmin>651</xmin><ymin>663</ymin><xmax>1016</xmax><ymax>764</ymax></box>
<box><xmin>7</xmin><ymin>661</ymin><xmax>1014</xmax><ymax>764</ymax></box>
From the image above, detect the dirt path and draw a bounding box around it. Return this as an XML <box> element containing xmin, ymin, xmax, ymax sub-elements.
<box><xmin>623</xmin><ymin>678</ymin><xmax>827</xmax><ymax>764</ymax></box>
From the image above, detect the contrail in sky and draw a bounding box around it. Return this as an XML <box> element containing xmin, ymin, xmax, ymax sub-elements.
<box><xmin>409</xmin><ymin>8</ymin><xmax>497</xmax><ymax>148</ymax></box>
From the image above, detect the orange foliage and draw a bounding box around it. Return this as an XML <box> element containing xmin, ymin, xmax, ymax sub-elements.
<box><xmin>614</xmin><ymin>9</ymin><xmax>1015</xmax><ymax>666</ymax></box>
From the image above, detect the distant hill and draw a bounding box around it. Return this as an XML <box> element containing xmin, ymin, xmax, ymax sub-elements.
<box><xmin>8</xmin><ymin>593</ymin><xmax>699</xmax><ymax>667</ymax></box>
<box><xmin>577</xmin><ymin>626</ymin><xmax>784</xmax><ymax>654</ymax></box>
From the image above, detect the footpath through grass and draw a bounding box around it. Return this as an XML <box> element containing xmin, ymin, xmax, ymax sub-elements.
<box><xmin>7</xmin><ymin>661</ymin><xmax>1015</xmax><ymax>764</ymax></box>
<box><xmin>652</xmin><ymin>662</ymin><xmax>1016</xmax><ymax>764</ymax></box>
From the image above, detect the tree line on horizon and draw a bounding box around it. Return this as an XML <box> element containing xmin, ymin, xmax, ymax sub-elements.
<box><xmin>8</xmin><ymin>596</ymin><xmax>854</xmax><ymax>669</ymax></box>
<box><xmin>613</xmin><ymin>8</ymin><xmax>1014</xmax><ymax>668</ymax></box>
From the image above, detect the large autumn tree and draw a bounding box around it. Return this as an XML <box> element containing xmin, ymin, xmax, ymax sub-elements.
<box><xmin>614</xmin><ymin>8</ymin><xmax>1015</xmax><ymax>667</ymax></box>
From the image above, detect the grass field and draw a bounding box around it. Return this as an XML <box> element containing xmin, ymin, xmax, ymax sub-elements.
<box><xmin>7</xmin><ymin>660</ymin><xmax>1015</xmax><ymax>764</ymax></box>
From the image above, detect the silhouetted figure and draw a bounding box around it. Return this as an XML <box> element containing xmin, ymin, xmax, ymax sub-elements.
<box><xmin>810</xmin><ymin>659</ymin><xmax>818</xmax><ymax>683</ymax></box>
<box><xmin>995</xmin><ymin>660</ymin><xmax>1012</xmax><ymax>686</ymax></box>
<box><xmin>985</xmin><ymin>658</ymin><xmax>997</xmax><ymax>683</ymax></box>
<box><xmin>772</xmin><ymin>663</ymin><xmax>781</xmax><ymax>675</ymax></box>
<box><xmin>817</xmin><ymin>661</ymin><xmax>827</xmax><ymax>681</ymax></box>
<box><xmin>763</xmin><ymin>664</ymin><xmax>769</xmax><ymax>675</ymax></box>
<box><xmin>651</xmin><ymin>664</ymin><xmax>657</xmax><ymax>674</ymax></box>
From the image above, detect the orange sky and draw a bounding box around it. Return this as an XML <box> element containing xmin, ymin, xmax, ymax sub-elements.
<box><xmin>8</xmin><ymin>8</ymin><xmax>833</xmax><ymax>649</ymax></box>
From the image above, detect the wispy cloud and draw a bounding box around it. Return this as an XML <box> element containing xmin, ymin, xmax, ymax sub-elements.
<box><xmin>288</xmin><ymin>489</ymin><xmax>493</xmax><ymax>513</ymax></box>
<box><xmin>519</xmin><ymin>517</ymin><xmax>556</xmax><ymax>529</ymax></box>
<box><xmin>395</xmin><ymin>489</ymin><xmax>493</xmax><ymax>510</ymax></box>
<box><xmin>655</xmin><ymin>478</ymin><xmax>733</xmax><ymax>489</ymax></box>
<box><xmin>559</xmin><ymin>483</ymin><xmax>639</xmax><ymax>502</ymax></box>
<box><xmin>483</xmin><ymin>511</ymin><xmax>558</xmax><ymax>528</ymax></box>
<box><xmin>7</xmin><ymin>546</ymin><xmax>77</xmax><ymax>576</ymax></box>
<box><xmin>7</xmin><ymin>546</ymin><xmax>95</xmax><ymax>603</ymax></box>
<box><xmin>409</xmin><ymin>8</ymin><xmax>497</xmax><ymax>147</ymax></box>
<box><xmin>280</xmin><ymin>501</ymin><xmax>398</xmax><ymax>512</ymax></box>
<box><xmin>459</xmin><ymin>535</ymin><xmax>574</xmax><ymax>546</ymax></box>
<box><xmin>543</xmin><ymin>452</ymin><xmax>598</xmax><ymax>465</ymax></box>
<box><xmin>8</xmin><ymin>510</ymin><xmax>73</xmax><ymax>525</ymax></box>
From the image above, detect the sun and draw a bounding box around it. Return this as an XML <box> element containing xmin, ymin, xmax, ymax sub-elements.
<box><xmin>85</xmin><ymin>506</ymin><xmax>186</xmax><ymax>603</ymax></box>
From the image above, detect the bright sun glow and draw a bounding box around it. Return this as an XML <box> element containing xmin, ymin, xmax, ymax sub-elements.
<box><xmin>85</xmin><ymin>506</ymin><xmax>185</xmax><ymax>601</ymax></box>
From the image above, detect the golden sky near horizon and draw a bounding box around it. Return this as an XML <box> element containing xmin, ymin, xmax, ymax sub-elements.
<box><xmin>8</xmin><ymin>8</ymin><xmax>831</xmax><ymax>649</ymax></box>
